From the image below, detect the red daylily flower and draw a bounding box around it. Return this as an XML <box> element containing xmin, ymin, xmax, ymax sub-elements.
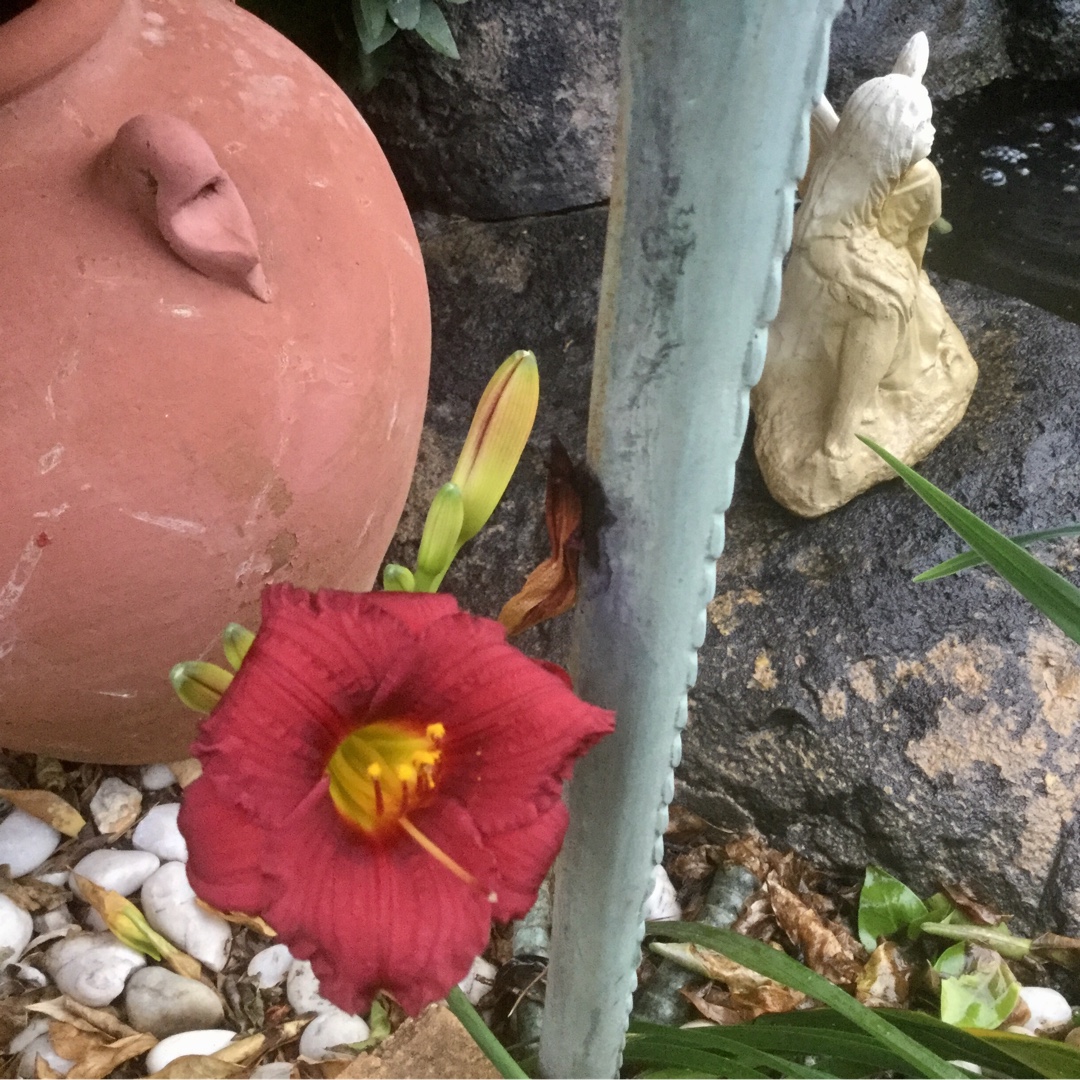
<box><xmin>177</xmin><ymin>584</ymin><xmax>614</xmax><ymax>1016</ymax></box>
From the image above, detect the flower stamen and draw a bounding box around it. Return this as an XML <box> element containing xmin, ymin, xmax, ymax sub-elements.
<box><xmin>398</xmin><ymin>816</ymin><xmax>477</xmax><ymax>886</ymax></box>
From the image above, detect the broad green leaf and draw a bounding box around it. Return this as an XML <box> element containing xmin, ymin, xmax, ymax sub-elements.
<box><xmin>646</xmin><ymin>921</ymin><xmax>966</xmax><ymax>1079</ymax></box>
<box><xmin>387</xmin><ymin>0</ymin><xmax>421</xmax><ymax>29</ymax></box>
<box><xmin>934</xmin><ymin>942</ymin><xmax>969</xmax><ymax>977</ymax></box>
<box><xmin>859</xmin><ymin>437</ymin><xmax>1080</xmax><ymax>645</ymax></box>
<box><xmin>858</xmin><ymin>865</ymin><xmax>929</xmax><ymax>951</ymax></box>
<box><xmin>909</xmin><ymin>891</ymin><xmax>961</xmax><ymax>938</ymax></box>
<box><xmin>353</xmin><ymin>0</ymin><xmax>388</xmax><ymax>38</ymax></box>
<box><xmin>916</xmin><ymin>524</ymin><xmax>1080</xmax><ymax>581</ymax></box>
<box><xmin>415</xmin><ymin>0</ymin><xmax>460</xmax><ymax>58</ymax></box>
<box><xmin>347</xmin><ymin>996</ymin><xmax>392</xmax><ymax>1053</ymax></box>
<box><xmin>939</xmin><ymin>951</ymin><xmax>1020</xmax><ymax>1029</ymax></box>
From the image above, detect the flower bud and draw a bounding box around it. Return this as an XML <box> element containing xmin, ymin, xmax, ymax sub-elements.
<box><xmin>170</xmin><ymin>661</ymin><xmax>233</xmax><ymax>713</ymax></box>
<box><xmin>382</xmin><ymin>564</ymin><xmax>416</xmax><ymax>592</ymax></box>
<box><xmin>450</xmin><ymin>350</ymin><xmax>539</xmax><ymax>547</ymax></box>
<box><xmin>222</xmin><ymin>622</ymin><xmax>255</xmax><ymax>670</ymax></box>
<box><xmin>414</xmin><ymin>483</ymin><xmax>465</xmax><ymax>593</ymax></box>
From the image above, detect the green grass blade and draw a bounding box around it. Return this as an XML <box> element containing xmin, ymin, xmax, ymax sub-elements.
<box><xmin>625</xmin><ymin>1029</ymin><xmax>836</xmax><ymax>1078</ymax></box>
<box><xmin>445</xmin><ymin>986</ymin><xmax>528</xmax><ymax>1078</ymax></box>
<box><xmin>859</xmin><ymin>437</ymin><xmax>1080</xmax><ymax>645</ymax></box>
<box><xmin>622</xmin><ymin>1040</ymin><xmax>768</xmax><ymax>1078</ymax></box>
<box><xmin>646</xmin><ymin>922</ymin><xmax>967</xmax><ymax>1079</ymax></box>
<box><xmin>915</xmin><ymin>524</ymin><xmax>1080</xmax><ymax>581</ymax></box>
<box><xmin>974</xmin><ymin>1029</ymin><xmax>1080</xmax><ymax>1080</ymax></box>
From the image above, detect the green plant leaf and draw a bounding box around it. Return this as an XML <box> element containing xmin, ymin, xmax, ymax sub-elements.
<box><xmin>978</xmin><ymin>1029</ymin><xmax>1080</xmax><ymax>1079</ymax></box>
<box><xmin>353</xmin><ymin>0</ymin><xmax>399</xmax><ymax>55</ymax></box>
<box><xmin>909</xmin><ymin>892</ymin><xmax>961</xmax><ymax>939</ymax></box>
<box><xmin>387</xmin><ymin>0</ymin><xmax>421</xmax><ymax>29</ymax></box>
<box><xmin>858</xmin><ymin>865</ymin><xmax>929</xmax><ymax>951</ymax></box>
<box><xmin>415</xmin><ymin>0</ymin><xmax>460</xmax><ymax>57</ymax></box>
<box><xmin>939</xmin><ymin>949</ymin><xmax>1020</xmax><ymax>1029</ymax></box>
<box><xmin>933</xmin><ymin>941</ymin><xmax>969</xmax><ymax>977</ymax></box>
<box><xmin>859</xmin><ymin>437</ymin><xmax>1080</xmax><ymax>646</ymax></box>
<box><xmin>445</xmin><ymin>986</ymin><xmax>527</xmax><ymax>1079</ymax></box>
<box><xmin>916</xmin><ymin>524</ymin><xmax>1080</xmax><ymax>581</ymax></box>
<box><xmin>922</xmin><ymin>921</ymin><xmax>1032</xmax><ymax>960</ymax></box>
<box><xmin>646</xmin><ymin>921</ymin><xmax>966</xmax><ymax>1079</ymax></box>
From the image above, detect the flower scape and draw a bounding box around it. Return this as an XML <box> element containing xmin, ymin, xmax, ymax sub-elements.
<box><xmin>177</xmin><ymin>583</ymin><xmax>614</xmax><ymax>1017</ymax></box>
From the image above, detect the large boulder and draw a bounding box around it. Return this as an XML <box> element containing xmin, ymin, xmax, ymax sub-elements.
<box><xmin>360</xmin><ymin>1</ymin><xmax>619</xmax><ymax>219</ymax></box>
<box><xmin>679</xmin><ymin>276</ymin><xmax>1080</xmax><ymax>930</ymax></box>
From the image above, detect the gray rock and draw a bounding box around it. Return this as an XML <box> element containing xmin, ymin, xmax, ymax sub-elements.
<box><xmin>124</xmin><ymin>966</ymin><xmax>225</xmax><ymax>1038</ymax></box>
<box><xmin>677</xmin><ymin>277</ymin><xmax>1080</xmax><ymax>931</ymax></box>
<box><xmin>825</xmin><ymin>0</ymin><xmax>1013</xmax><ymax>106</ymax></box>
<box><xmin>1011</xmin><ymin>1</ymin><xmax>1080</xmax><ymax>82</ymax></box>
<box><xmin>360</xmin><ymin>0</ymin><xmax>619</xmax><ymax>218</ymax></box>
<box><xmin>45</xmin><ymin>932</ymin><xmax>145</xmax><ymax>1007</ymax></box>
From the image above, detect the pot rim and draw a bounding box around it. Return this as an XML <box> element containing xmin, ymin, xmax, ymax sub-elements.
<box><xmin>0</xmin><ymin>0</ymin><xmax>123</xmax><ymax>105</ymax></box>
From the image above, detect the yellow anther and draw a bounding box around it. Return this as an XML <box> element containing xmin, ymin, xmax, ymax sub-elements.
<box><xmin>414</xmin><ymin>751</ymin><xmax>439</xmax><ymax>767</ymax></box>
<box><xmin>367</xmin><ymin>762</ymin><xmax>382</xmax><ymax>779</ymax></box>
<box><xmin>396</xmin><ymin>763</ymin><xmax>418</xmax><ymax>785</ymax></box>
<box><xmin>426</xmin><ymin>723</ymin><xmax>446</xmax><ymax>741</ymax></box>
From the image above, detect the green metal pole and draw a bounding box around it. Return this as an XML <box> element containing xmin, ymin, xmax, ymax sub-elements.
<box><xmin>538</xmin><ymin>3</ymin><xmax>841</xmax><ymax>1077</ymax></box>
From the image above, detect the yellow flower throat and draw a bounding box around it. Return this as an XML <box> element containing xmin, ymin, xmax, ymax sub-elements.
<box><xmin>327</xmin><ymin>720</ymin><xmax>476</xmax><ymax>886</ymax></box>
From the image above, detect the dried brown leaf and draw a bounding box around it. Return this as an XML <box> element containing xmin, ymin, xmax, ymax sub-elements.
<box><xmin>48</xmin><ymin>1020</ymin><xmax>156</xmax><ymax>1079</ymax></box>
<box><xmin>731</xmin><ymin>890</ymin><xmax>781</xmax><ymax>943</ymax></box>
<box><xmin>498</xmin><ymin>439</ymin><xmax>581</xmax><ymax>636</ymax></box>
<box><xmin>29</xmin><ymin>997</ymin><xmax>133</xmax><ymax>1037</ymax></box>
<box><xmin>0</xmin><ymin>789</ymin><xmax>85</xmax><ymax>838</ymax></box>
<box><xmin>168</xmin><ymin>759</ymin><xmax>203</xmax><ymax>788</ymax></box>
<box><xmin>767</xmin><ymin>878</ymin><xmax>866</xmax><ymax>988</ymax></box>
<box><xmin>195</xmin><ymin>899</ymin><xmax>276</xmax><ymax>936</ymax></box>
<box><xmin>150</xmin><ymin>1055</ymin><xmax>244</xmax><ymax>1079</ymax></box>
<box><xmin>0</xmin><ymin>866</ymin><xmax>69</xmax><ymax>913</ymax></box>
<box><xmin>212</xmin><ymin>1032</ymin><xmax>266</xmax><ymax>1066</ymax></box>
<box><xmin>941</xmin><ymin>881</ymin><xmax>1010</xmax><ymax>926</ymax></box>
<box><xmin>856</xmin><ymin>941</ymin><xmax>912</xmax><ymax>1008</ymax></box>
<box><xmin>670</xmin><ymin>845</ymin><xmax>724</xmax><ymax>885</ymax></box>
<box><xmin>680</xmin><ymin>986</ymin><xmax>744</xmax><ymax>1025</ymax></box>
<box><xmin>1032</xmin><ymin>931</ymin><xmax>1080</xmax><ymax>969</ymax></box>
<box><xmin>33</xmin><ymin>1056</ymin><xmax>62</xmax><ymax>1079</ymax></box>
<box><xmin>665</xmin><ymin>805</ymin><xmax>711</xmax><ymax>839</ymax></box>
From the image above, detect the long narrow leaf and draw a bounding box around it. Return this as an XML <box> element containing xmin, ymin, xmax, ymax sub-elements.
<box><xmin>646</xmin><ymin>922</ymin><xmax>966</xmax><ymax>1079</ymax></box>
<box><xmin>445</xmin><ymin>987</ymin><xmax>526</xmax><ymax>1079</ymax></box>
<box><xmin>631</xmin><ymin>1021</ymin><xmax>917</xmax><ymax>1074</ymax></box>
<box><xmin>622</xmin><ymin>1041</ymin><xmax>768</xmax><ymax>1079</ymax></box>
<box><xmin>859</xmin><ymin>437</ymin><xmax>1080</xmax><ymax>645</ymax></box>
<box><xmin>625</xmin><ymin>1029</ymin><xmax>835</xmax><ymax>1078</ymax></box>
<box><xmin>975</xmin><ymin>1030</ymin><xmax>1080</xmax><ymax>1080</ymax></box>
<box><xmin>916</xmin><ymin>524</ymin><xmax>1080</xmax><ymax>581</ymax></box>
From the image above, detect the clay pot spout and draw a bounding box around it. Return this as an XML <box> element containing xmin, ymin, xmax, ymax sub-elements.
<box><xmin>102</xmin><ymin>113</ymin><xmax>271</xmax><ymax>301</ymax></box>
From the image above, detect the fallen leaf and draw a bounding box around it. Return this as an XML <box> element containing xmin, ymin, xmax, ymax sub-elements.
<box><xmin>767</xmin><ymin>877</ymin><xmax>866</xmax><ymax>988</ymax></box>
<box><xmin>48</xmin><ymin>1019</ymin><xmax>156</xmax><ymax>1079</ymax></box>
<box><xmin>498</xmin><ymin>438</ymin><xmax>582</xmax><ymax>636</ymax></box>
<box><xmin>196</xmin><ymin>899</ymin><xmax>276</xmax><ymax>936</ymax></box>
<box><xmin>1032</xmin><ymin>931</ymin><xmax>1080</xmax><ymax>968</ymax></box>
<box><xmin>856</xmin><ymin>941</ymin><xmax>912</xmax><ymax>1008</ymax></box>
<box><xmin>0</xmin><ymin>865</ymin><xmax>69</xmax><ymax>913</ymax></box>
<box><xmin>941</xmin><ymin>881</ymin><xmax>1010</xmax><ymax>926</ymax></box>
<box><xmin>168</xmin><ymin>758</ymin><xmax>203</xmax><ymax>787</ymax></box>
<box><xmin>670</xmin><ymin>845</ymin><xmax>725</xmax><ymax>884</ymax></box>
<box><xmin>212</xmin><ymin>1032</ymin><xmax>267</xmax><ymax>1066</ymax></box>
<box><xmin>0</xmin><ymin>789</ymin><xmax>85</xmax><ymax>837</ymax></box>
<box><xmin>680</xmin><ymin>986</ymin><xmax>744</xmax><ymax>1025</ymax></box>
<box><xmin>30</xmin><ymin>996</ymin><xmax>137</xmax><ymax>1039</ymax></box>
<box><xmin>150</xmin><ymin>1055</ymin><xmax>244</xmax><ymax>1079</ymax></box>
<box><xmin>33</xmin><ymin>1057</ymin><xmax>62</xmax><ymax>1079</ymax></box>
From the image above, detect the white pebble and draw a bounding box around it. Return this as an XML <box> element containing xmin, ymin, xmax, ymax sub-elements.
<box><xmin>133</xmin><ymin>803</ymin><xmax>188</xmax><ymax>862</ymax></box>
<box><xmin>0</xmin><ymin>810</ymin><xmax>61</xmax><ymax>877</ymax></box>
<box><xmin>141</xmin><ymin>764</ymin><xmax>177</xmax><ymax>791</ymax></box>
<box><xmin>458</xmin><ymin>955</ymin><xmax>498</xmax><ymax>1005</ymax></box>
<box><xmin>250</xmin><ymin>1064</ymin><xmax>293</xmax><ymax>1079</ymax></box>
<box><xmin>287</xmin><ymin>959</ymin><xmax>338</xmax><ymax>1015</ymax></box>
<box><xmin>45</xmin><ymin>932</ymin><xmax>146</xmax><ymax>1006</ymax></box>
<box><xmin>0</xmin><ymin>894</ymin><xmax>33</xmax><ymax>964</ymax></box>
<box><xmin>34</xmin><ymin>905</ymin><xmax>74</xmax><ymax>935</ymax></box>
<box><xmin>70</xmin><ymin>848</ymin><xmax>160</xmax><ymax>898</ymax></box>
<box><xmin>33</xmin><ymin>871</ymin><xmax>68</xmax><ymax>887</ymax></box>
<box><xmin>11</xmin><ymin>1021</ymin><xmax>74</xmax><ymax>1079</ymax></box>
<box><xmin>89</xmin><ymin>777</ymin><xmax>142</xmax><ymax>834</ymax></box>
<box><xmin>1018</xmin><ymin>985</ymin><xmax>1073</xmax><ymax>1034</ymax></box>
<box><xmin>141</xmin><ymin>862</ymin><xmax>231</xmax><ymax>971</ymax></box>
<box><xmin>145</xmin><ymin>1029</ymin><xmax>237</xmax><ymax>1075</ymax></box>
<box><xmin>298</xmin><ymin>1009</ymin><xmax>370</xmax><ymax>1061</ymax></box>
<box><xmin>124</xmin><ymin>966</ymin><xmax>225</xmax><ymax>1038</ymax></box>
<box><xmin>11</xmin><ymin>962</ymin><xmax>48</xmax><ymax>988</ymax></box>
<box><xmin>643</xmin><ymin>864</ymin><xmax>682</xmax><ymax>921</ymax></box>
<box><xmin>248</xmin><ymin>943</ymin><xmax>293</xmax><ymax>989</ymax></box>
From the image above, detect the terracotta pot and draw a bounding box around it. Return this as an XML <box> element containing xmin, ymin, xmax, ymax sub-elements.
<box><xmin>0</xmin><ymin>0</ymin><xmax>430</xmax><ymax>763</ymax></box>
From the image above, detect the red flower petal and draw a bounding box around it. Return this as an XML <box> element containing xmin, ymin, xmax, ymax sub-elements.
<box><xmin>482</xmin><ymin>800</ymin><xmax>568</xmax><ymax>922</ymax></box>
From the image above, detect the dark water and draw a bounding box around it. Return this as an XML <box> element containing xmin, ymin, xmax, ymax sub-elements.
<box><xmin>926</xmin><ymin>79</ymin><xmax>1080</xmax><ymax>323</ymax></box>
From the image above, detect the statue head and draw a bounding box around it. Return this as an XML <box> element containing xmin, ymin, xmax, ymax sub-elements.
<box><xmin>799</xmin><ymin>72</ymin><xmax>933</xmax><ymax>236</ymax></box>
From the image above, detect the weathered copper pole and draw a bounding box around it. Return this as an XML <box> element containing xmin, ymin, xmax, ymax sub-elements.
<box><xmin>538</xmin><ymin>3</ymin><xmax>841</xmax><ymax>1076</ymax></box>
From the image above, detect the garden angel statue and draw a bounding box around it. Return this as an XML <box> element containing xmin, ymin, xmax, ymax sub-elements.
<box><xmin>751</xmin><ymin>33</ymin><xmax>977</xmax><ymax>517</ymax></box>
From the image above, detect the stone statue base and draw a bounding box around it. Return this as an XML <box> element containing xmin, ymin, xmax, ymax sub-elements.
<box><xmin>752</xmin><ymin>272</ymin><xmax>977</xmax><ymax>517</ymax></box>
